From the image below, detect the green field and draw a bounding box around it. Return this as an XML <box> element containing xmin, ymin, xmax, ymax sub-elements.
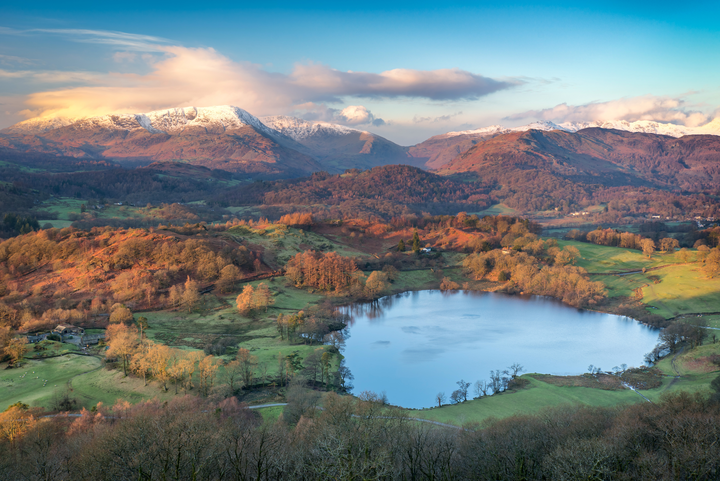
<box><xmin>0</xmin><ymin>355</ymin><xmax>102</xmax><ymax>411</ymax></box>
<box><xmin>558</xmin><ymin>239</ymin><xmax>689</xmax><ymax>274</ymax></box>
<box><xmin>640</xmin><ymin>264</ymin><xmax>720</xmax><ymax>317</ymax></box>
<box><xmin>413</xmin><ymin>375</ymin><xmax>645</xmax><ymax>426</ymax></box>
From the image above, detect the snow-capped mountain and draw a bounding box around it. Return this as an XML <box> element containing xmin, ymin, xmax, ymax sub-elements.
<box><xmin>440</xmin><ymin>119</ymin><xmax>720</xmax><ymax>139</ymax></box>
<box><xmin>7</xmin><ymin>106</ymin><xmax>277</xmax><ymax>137</ymax></box>
<box><xmin>261</xmin><ymin>116</ymin><xmax>361</xmax><ymax>141</ymax></box>
<box><xmin>261</xmin><ymin>115</ymin><xmax>418</xmax><ymax>171</ymax></box>
<box><xmin>1</xmin><ymin>106</ymin><xmax>320</xmax><ymax>175</ymax></box>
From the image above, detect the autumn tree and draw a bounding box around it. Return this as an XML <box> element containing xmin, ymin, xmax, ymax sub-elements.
<box><xmin>554</xmin><ymin>246</ymin><xmax>580</xmax><ymax>266</ymax></box>
<box><xmin>181</xmin><ymin>276</ymin><xmax>201</xmax><ymax>312</ymax></box>
<box><xmin>659</xmin><ymin>237</ymin><xmax>680</xmax><ymax>253</ymax></box>
<box><xmin>0</xmin><ymin>404</ymin><xmax>37</xmax><ymax>446</ymax></box>
<box><xmin>109</xmin><ymin>305</ymin><xmax>133</xmax><ymax>324</ymax></box>
<box><xmin>5</xmin><ymin>337</ymin><xmax>28</xmax><ymax>366</ymax></box>
<box><xmin>217</xmin><ymin>265</ymin><xmax>240</xmax><ymax>293</ymax></box>
<box><xmin>105</xmin><ymin>323</ymin><xmax>139</xmax><ymax>376</ymax></box>
<box><xmin>236</xmin><ymin>283</ymin><xmax>274</xmax><ymax>315</ymax></box>
<box><xmin>677</xmin><ymin>248</ymin><xmax>691</xmax><ymax>263</ymax></box>
<box><xmin>641</xmin><ymin>238</ymin><xmax>656</xmax><ymax>258</ymax></box>
<box><xmin>255</xmin><ymin>283</ymin><xmax>274</xmax><ymax>312</ymax></box>
<box><xmin>439</xmin><ymin>277</ymin><xmax>460</xmax><ymax>291</ymax></box>
<box><xmin>703</xmin><ymin>248</ymin><xmax>720</xmax><ymax>279</ymax></box>
<box><xmin>236</xmin><ymin>285</ymin><xmax>255</xmax><ymax>316</ymax></box>
<box><xmin>364</xmin><ymin>271</ymin><xmax>389</xmax><ymax>298</ymax></box>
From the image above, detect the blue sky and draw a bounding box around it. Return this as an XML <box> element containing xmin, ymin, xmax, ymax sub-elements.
<box><xmin>1</xmin><ymin>1</ymin><xmax>719</xmax><ymax>144</ymax></box>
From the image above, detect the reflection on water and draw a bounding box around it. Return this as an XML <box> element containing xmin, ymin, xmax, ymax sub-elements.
<box><xmin>341</xmin><ymin>290</ymin><xmax>660</xmax><ymax>409</ymax></box>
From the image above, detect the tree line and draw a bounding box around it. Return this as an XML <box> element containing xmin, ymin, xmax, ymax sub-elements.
<box><xmin>1</xmin><ymin>389</ymin><xmax>720</xmax><ymax>480</ymax></box>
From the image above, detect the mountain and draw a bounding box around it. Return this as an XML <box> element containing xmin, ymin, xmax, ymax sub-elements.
<box><xmin>0</xmin><ymin>106</ymin><xmax>321</xmax><ymax>176</ymax></box>
<box><xmin>261</xmin><ymin>116</ymin><xmax>420</xmax><ymax>171</ymax></box>
<box><xmin>441</xmin><ymin>128</ymin><xmax>720</xmax><ymax>192</ymax></box>
<box><xmin>410</xmin><ymin>119</ymin><xmax>720</xmax><ymax>170</ymax></box>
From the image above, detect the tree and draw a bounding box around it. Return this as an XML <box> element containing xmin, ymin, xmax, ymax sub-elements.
<box><xmin>236</xmin><ymin>285</ymin><xmax>255</xmax><ymax>316</ymax></box>
<box><xmin>5</xmin><ymin>338</ymin><xmax>28</xmax><ymax>366</ymax></box>
<box><xmin>473</xmin><ymin>380</ymin><xmax>489</xmax><ymax>397</ymax></box>
<box><xmin>364</xmin><ymin>271</ymin><xmax>388</xmax><ymax>298</ymax></box>
<box><xmin>105</xmin><ymin>323</ymin><xmax>139</xmax><ymax>376</ymax></box>
<box><xmin>439</xmin><ymin>277</ymin><xmax>460</xmax><ymax>291</ymax></box>
<box><xmin>450</xmin><ymin>390</ymin><xmax>463</xmax><ymax>404</ymax></box>
<box><xmin>436</xmin><ymin>392</ymin><xmax>446</xmax><ymax>407</ymax></box>
<box><xmin>456</xmin><ymin>379</ymin><xmax>470</xmax><ymax>402</ymax></box>
<box><xmin>181</xmin><ymin>276</ymin><xmax>201</xmax><ymax>312</ymax></box>
<box><xmin>412</xmin><ymin>230</ymin><xmax>421</xmax><ymax>253</ymax></box>
<box><xmin>217</xmin><ymin>265</ymin><xmax>240</xmax><ymax>293</ymax></box>
<box><xmin>640</xmin><ymin>238</ymin><xmax>655</xmax><ymax>258</ymax></box>
<box><xmin>677</xmin><ymin>248</ymin><xmax>691</xmax><ymax>263</ymax></box>
<box><xmin>0</xmin><ymin>404</ymin><xmax>37</xmax><ymax>445</ymax></box>
<box><xmin>703</xmin><ymin>248</ymin><xmax>720</xmax><ymax>279</ymax></box>
<box><xmin>236</xmin><ymin>348</ymin><xmax>258</xmax><ymax>387</ymax></box>
<box><xmin>136</xmin><ymin>316</ymin><xmax>149</xmax><ymax>338</ymax></box>
<box><xmin>255</xmin><ymin>283</ymin><xmax>274</xmax><ymax>312</ymax></box>
<box><xmin>397</xmin><ymin>239</ymin><xmax>406</xmax><ymax>252</ymax></box>
<box><xmin>508</xmin><ymin>362</ymin><xmax>524</xmax><ymax>378</ymax></box>
<box><xmin>109</xmin><ymin>305</ymin><xmax>133</xmax><ymax>324</ymax></box>
<box><xmin>224</xmin><ymin>360</ymin><xmax>243</xmax><ymax>394</ymax></box>
<box><xmin>554</xmin><ymin>246</ymin><xmax>580</xmax><ymax>266</ymax></box>
<box><xmin>197</xmin><ymin>355</ymin><xmax>218</xmax><ymax>397</ymax></box>
<box><xmin>659</xmin><ymin>237</ymin><xmax>680</xmax><ymax>253</ymax></box>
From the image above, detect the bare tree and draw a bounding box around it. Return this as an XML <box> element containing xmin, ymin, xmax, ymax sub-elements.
<box><xmin>436</xmin><ymin>392</ymin><xmax>446</xmax><ymax>407</ymax></box>
<box><xmin>473</xmin><ymin>380</ymin><xmax>489</xmax><ymax>398</ymax></box>
<box><xmin>508</xmin><ymin>362</ymin><xmax>524</xmax><ymax>378</ymax></box>
<box><xmin>456</xmin><ymin>379</ymin><xmax>470</xmax><ymax>401</ymax></box>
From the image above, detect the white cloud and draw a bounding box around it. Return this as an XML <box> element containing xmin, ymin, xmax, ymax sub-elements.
<box><xmin>506</xmin><ymin>95</ymin><xmax>709</xmax><ymax>127</ymax></box>
<box><xmin>16</xmin><ymin>45</ymin><xmax>516</xmax><ymax>122</ymax></box>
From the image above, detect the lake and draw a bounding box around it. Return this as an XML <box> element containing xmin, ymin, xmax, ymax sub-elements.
<box><xmin>341</xmin><ymin>290</ymin><xmax>660</xmax><ymax>409</ymax></box>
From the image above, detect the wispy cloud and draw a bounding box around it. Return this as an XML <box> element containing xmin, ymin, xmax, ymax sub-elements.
<box><xmin>412</xmin><ymin>111</ymin><xmax>463</xmax><ymax>123</ymax></box>
<box><xmin>0</xmin><ymin>27</ymin><xmax>169</xmax><ymax>52</ymax></box>
<box><xmin>18</xmin><ymin>45</ymin><xmax>519</xmax><ymax>121</ymax></box>
<box><xmin>506</xmin><ymin>95</ymin><xmax>709</xmax><ymax>127</ymax></box>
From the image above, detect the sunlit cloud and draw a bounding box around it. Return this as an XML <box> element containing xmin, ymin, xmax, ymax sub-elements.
<box><xmin>18</xmin><ymin>45</ymin><xmax>517</xmax><ymax>121</ymax></box>
<box><xmin>506</xmin><ymin>95</ymin><xmax>710</xmax><ymax>127</ymax></box>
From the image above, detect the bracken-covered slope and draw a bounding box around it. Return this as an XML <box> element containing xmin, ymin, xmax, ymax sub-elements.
<box><xmin>262</xmin><ymin>116</ymin><xmax>420</xmax><ymax>171</ymax></box>
<box><xmin>0</xmin><ymin>106</ymin><xmax>321</xmax><ymax>176</ymax></box>
<box><xmin>441</xmin><ymin>128</ymin><xmax>720</xmax><ymax>192</ymax></box>
<box><xmin>410</xmin><ymin>119</ymin><xmax>720</xmax><ymax>170</ymax></box>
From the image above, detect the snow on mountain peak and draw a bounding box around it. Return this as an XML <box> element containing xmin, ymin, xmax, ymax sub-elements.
<box><xmin>440</xmin><ymin>118</ymin><xmax>720</xmax><ymax>139</ymax></box>
<box><xmin>261</xmin><ymin>116</ymin><xmax>361</xmax><ymax>141</ymax></box>
<box><xmin>4</xmin><ymin>105</ymin><xmax>274</xmax><ymax>136</ymax></box>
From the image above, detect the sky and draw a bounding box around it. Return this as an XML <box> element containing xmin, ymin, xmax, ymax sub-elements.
<box><xmin>1</xmin><ymin>0</ymin><xmax>720</xmax><ymax>144</ymax></box>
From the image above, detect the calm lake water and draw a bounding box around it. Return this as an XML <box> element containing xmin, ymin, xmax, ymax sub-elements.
<box><xmin>341</xmin><ymin>290</ymin><xmax>660</xmax><ymax>409</ymax></box>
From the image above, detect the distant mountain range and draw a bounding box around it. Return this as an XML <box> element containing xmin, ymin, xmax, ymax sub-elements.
<box><xmin>3</xmin><ymin>105</ymin><xmax>720</xmax><ymax>177</ymax></box>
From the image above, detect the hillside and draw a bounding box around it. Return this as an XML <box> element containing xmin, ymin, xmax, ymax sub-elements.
<box><xmin>262</xmin><ymin>116</ymin><xmax>418</xmax><ymax>171</ymax></box>
<box><xmin>441</xmin><ymin>128</ymin><xmax>720</xmax><ymax>192</ymax></box>
<box><xmin>1</xmin><ymin>106</ymin><xmax>321</xmax><ymax>176</ymax></box>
